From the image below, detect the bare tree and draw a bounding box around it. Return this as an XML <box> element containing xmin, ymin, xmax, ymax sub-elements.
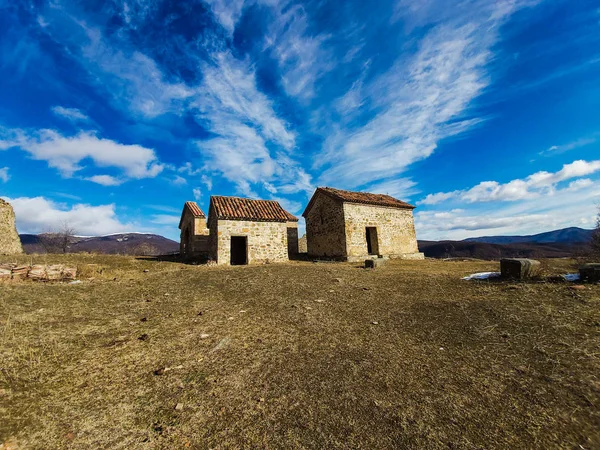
<box><xmin>39</xmin><ymin>221</ymin><xmax>76</xmax><ymax>254</ymax></box>
<box><xmin>592</xmin><ymin>206</ymin><xmax>600</xmax><ymax>256</ymax></box>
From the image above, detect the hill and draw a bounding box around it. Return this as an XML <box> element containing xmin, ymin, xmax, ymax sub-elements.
<box><xmin>20</xmin><ymin>233</ymin><xmax>179</xmax><ymax>255</ymax></box>
<box><xmin>418</xmin><ymin>240</ymin><xmax>590</xmax><ymax>259</ymax></box>
<box><xmin>463</xmin><ymin>227</ymin><xmax>593</xmax><ymax>245</ymax></box>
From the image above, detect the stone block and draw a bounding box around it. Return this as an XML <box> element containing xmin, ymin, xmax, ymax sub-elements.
<box><xmin>500</xmin><ymin>258</ymin><xmax>541</xmax><ymax>280</ymax></box>
<box><xmin>365</xmin><ymin>258</ymin><xmax>385</xmax><ymax>269</ymax></box>
<box><xmin>579</xmin><ymin>264</ymin><xmax>600</xmax><ymax>283</ymax></box>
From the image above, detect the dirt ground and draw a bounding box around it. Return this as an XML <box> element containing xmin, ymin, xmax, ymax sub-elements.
<box><xmin>1</xmin><ymin>255</ymin><xmax>599</xmax><ymax>449</ymax></box>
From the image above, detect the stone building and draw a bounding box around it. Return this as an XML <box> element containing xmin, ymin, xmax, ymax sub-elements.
<box><xmin>303</xmin><ymin>187</ymin><xmax>424</xmax><ymax>261</ymax></box>
<box><xmin>0</xmin><ymin>199</ymin><xmax>23</xmax><ymax>255</ymax></box>
<box><xmin>207</xmin><ymin>196</ymin><xmax>298</xmax><ymax>265</ymax></box>
<box><xmin>178</xmin><ymin>201</ymin><xmax>209</xmax><ymax>259</ymax></box>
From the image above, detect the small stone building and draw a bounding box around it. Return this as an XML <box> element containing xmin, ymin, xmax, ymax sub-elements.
<box><xmin>178</xmin><ymin>201</ymin><xmax>209</xmax><ymax>259</ymax></box>
<box><xmin>303</xmin><ymin>187</ymin><xmax>424</xmax><ymax>261</ymax></box>
<box><xmin>208</xmin><ymin>196</ymin><xmax>298</xmax><ymax>265</ymax></box>
<box><xmin>0</xmin><ymin>199</ymin><xmax>23</xmax><ymax>255</ymax></box>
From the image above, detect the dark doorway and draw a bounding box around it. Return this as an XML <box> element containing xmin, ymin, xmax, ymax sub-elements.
<box><xmin>366</xmin><ymin>227</ymin><xmax>379</xmax><ymax>255</ymax></box>
<box><xmin>230</xmin><ymin>236</ymin><xmax>248</xmax><ymax>265</ymax></box>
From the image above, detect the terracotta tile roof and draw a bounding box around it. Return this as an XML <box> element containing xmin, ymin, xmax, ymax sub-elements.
<box><xmin>210</xmin><ymin>196</ymin><xmax>298</xmax><ymax>222</ymax></box>
<box><xmin>302</xmin><ymin>187</ymin><xmax>415</xmax><ymax>217</ymax></box>
<box><xmin>179</xmin><ymin>201</ymin><xmax>206</xmax><ymax>229</ymax></box>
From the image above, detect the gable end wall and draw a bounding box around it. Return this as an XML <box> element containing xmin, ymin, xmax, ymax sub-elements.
<box><xmin>305</xmin><ymin>193</ymin><xmax>347</xmax><ymax>258</ymax></box>
<box><xmin>343</xmin><ymin>203</ymin><xmax>420</xmax><ymax>258</ymax></box>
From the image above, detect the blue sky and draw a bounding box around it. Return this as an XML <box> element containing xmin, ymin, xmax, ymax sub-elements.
<box><xmin>1</xmin><ymin>0</ymin><xmax>599</xmax><ymax>241</ymax></box>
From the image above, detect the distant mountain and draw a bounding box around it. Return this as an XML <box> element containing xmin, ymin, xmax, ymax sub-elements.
<box><xmin>418</xmin><ymin>240</ymin><xmax>590</xmax><ymax>260</ymax></box>
<box><xmin>463</xmin><ymin>227</ymin><xmax>594</xmax><ymax>245</ymax></box>
<box><xmin>20</xmin><ymin>233</ymin><xmax>179</xmax><ymax>256</ymax></box>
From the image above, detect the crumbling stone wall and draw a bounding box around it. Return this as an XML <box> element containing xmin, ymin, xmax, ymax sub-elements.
<box><xmin>298</xmin><ymin>235</ymin><xmax>307</xmax><ymax>253</ymax></box>
<box><xmin>343</xmin><ymin>203</ymin><xmax>423</xmax><ymax>260</ymax></box>
<box><xmin>180</xmin><ymin>210</ymin><xmax>209</xmax><ymax>258</ymax></box>
<box><xmin>208</xmin><ymin>219</ymin><xmax>289</xmax><ymax>265</ymax></box>
<box><xmin>305</xmin><ymin>194</ymin><xmax>346</xmax><ymax>258</ymax></box>
<box><xmin>0</xmin><ymin>199</ymin><xmax>23</xmax><ymax>255</ymax></box>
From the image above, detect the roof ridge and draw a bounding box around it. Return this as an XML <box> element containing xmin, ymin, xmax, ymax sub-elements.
<box><xmin>210</xmin><ymin>195</ymin><xmax>298</xmax><ymax>222</ymax></box>
<box><xmin>302</xmin><ymin>186</ymin><xmax>415</xmax><ymax>217</ymax></box>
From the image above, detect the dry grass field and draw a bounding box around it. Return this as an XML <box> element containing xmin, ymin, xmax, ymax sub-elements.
<box><xmin>1</xmin><ymin>255</ymin><xmax>599</xmax><ymax>449</ymax></box>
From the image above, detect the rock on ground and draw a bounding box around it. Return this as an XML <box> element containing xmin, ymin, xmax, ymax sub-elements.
<box><xmin>579</xmin><ymin>264</ymin><xmax>600</xmax><ymax>283</ymax></box>
<box><xmin>500</xmin><ymin>258</ymin><xmax>541</xmax><ymax>280</ymax></box>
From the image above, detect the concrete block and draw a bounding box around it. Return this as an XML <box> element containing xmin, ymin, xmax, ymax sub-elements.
<box><xmin>580</xmin><ymin>264</ymin><xmax>600</xmax><ymax>283</ymax></box>
<box><xmin>365</xmin><ymin>258</ymin><xmax>385</xmax><ymax>269</ymax></box>
<box><xmin>500</xmin><ymin>258</ymin><xmax>541</xmax><ymax>280</ymax></box>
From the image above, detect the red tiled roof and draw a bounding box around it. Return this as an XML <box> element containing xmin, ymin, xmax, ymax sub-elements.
<box><xmin>179</xmin><ymin>201</ymin><xmax>206</xmax><ymax>229</ymax></box>
<box><xmin>302</xmin><ymin>187</ymin><xmax>415</xmax><ymax>217</ymax></box>
<box><xmin>210</xmin><ymin>196</ymin><xmax>298</xmax><ymax>222</ymax></box>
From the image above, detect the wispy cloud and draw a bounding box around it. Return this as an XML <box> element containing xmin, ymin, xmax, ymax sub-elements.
<box><xmin>265</xmin><ymin>2</ymin><xmax>332</xmax><ymax>100</ymax></box>
<box><xmin>51</xmin><ymin>106</ymin><xmax>90</xmax><ymax>123</ymax></box>
<box><xmin>203</xmin><ymin>0</ymin><xmax>247</xmax><ymax>35</ymax></box>
<box><xmin>365</xmin><ymin>178</ymin><xmax>419</xmax><ymax>201</ymax></box>
<box><xmin>193</xmin><ymin>51</ymin><xmax>310</xmax><ymax>196</ymax></box>
<box><xmin>38</xmin><ymin>11</ymin><xmax>194</xmax><ymax>119</ymax></box>
<box><xmin>316</xmin><ymin>2</ymin><xmax>536</xmax><ymax>190</ymax></box>
<box><xmin>542</xmin><ymin>134</ymin><xmax>598</xmax><ymax>155</ymax></box>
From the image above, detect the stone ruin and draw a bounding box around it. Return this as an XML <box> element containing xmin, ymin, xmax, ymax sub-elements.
<box><xmin>0</xmin><ymin>199</ymin><xmax>23</xmax><ymax>255</ymax></box>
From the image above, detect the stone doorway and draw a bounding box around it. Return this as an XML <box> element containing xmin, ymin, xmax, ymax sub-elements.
<box><xmin>230</xmin><ymin>236</ymin><xmax>248</xmax><ymax>265</ymax></box>
<box><xmin>366</xmin><ymin>227</ymin><xmax>379</xmax><ymax>256</ymax></box>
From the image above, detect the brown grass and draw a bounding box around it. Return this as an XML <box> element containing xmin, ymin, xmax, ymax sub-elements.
<box><xmin>1</xmin><ymin>255</ymin><xmax>599</xmax><ymax>449</ymax></box>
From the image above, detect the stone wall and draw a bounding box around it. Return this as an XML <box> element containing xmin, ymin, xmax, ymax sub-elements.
<box><xmin>0</xmin><ymin>199</ymin><xmax>23</xmax><ymax>255</ymax></box>
<box><xmin>209</xmin><ymin>219</ymin><xmax>289</xmax><ymax>265</ymax></box>
<box><xmin>343</xmin><ymin>203</ymin><xmax>422</xmax><ymax>260</ymax></box>
<box><xmin>287</xmin><ymin>221</ymin><xmax>299</xmax><ymax>255</ymax></box>
<box><xmin>305</xmin><ymin>194</ymin><xmax>346</xmax><ymax>258</ymax></box>
<box><xmin>180</xmin><ymin>210</ymin><xmax>209</xmax><ymax>258</ymax></box>
<box><xmin>298</xmin><ymin>235</ymin><xmax>307</xmax><ymax>253</ymax></box>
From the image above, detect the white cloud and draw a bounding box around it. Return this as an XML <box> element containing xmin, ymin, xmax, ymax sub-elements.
<box><xmin>0</xmin><ymin>167</ymin><xmax>9</xmax><ymax>183</ymax></box>
<box><xmin>86</xmin><ymin>174</ymin><xmax>124</xmax><ymax>186</ymax></box>
<box><xmin>4</xmin><ymin>196</ymin><xmax>135</xmax><ymax>235</ymax></box>
<box><xmin>51</xmin><ymin>106</ymin><xmax>90</xmax><ymax>123</ymax></box>
<box><xmin>0</xmin><ymin>127</ymin><xmax>164</xmax><ymax>179</ymax></box>
<box><xmin>193</xmin><ymin>188</ymin><xmax>202</xmax><ymax>200</ymax></box>
<box><xmin>415</xmin><ymin>176</ymin><xmax>600</xmax><ymax>240</ymax></box>
<box><xmin>420</xmin><ymin>160</ymin><xmax>600</xmax><ymax>205</ymax></box>
<box><xmin>565</xmin><ymin>178</ymin><xmax>594</xmax><ymax>192</ymax></box>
